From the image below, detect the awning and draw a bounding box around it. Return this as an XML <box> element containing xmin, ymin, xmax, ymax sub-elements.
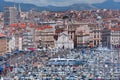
<box><xmin>13</xmin><ymin>49</ymin><xmax>20</xmax><ymax>54</ymax></box>
<box><xmin>0</xmin><ymin>67</ymin><xmax>3</xmax><ymax>72</ymax></box>
<box><xmin>28</xmin><ymin>48</ymin><xmax>35</xmax><ymax>51</ymax></box>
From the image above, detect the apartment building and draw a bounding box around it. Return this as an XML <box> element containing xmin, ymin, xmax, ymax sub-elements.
<box><xmin>0</xmin><ymin>33</ymin><xmax>7</xmax><ymax>55</ymax></box>
<box><xmin>89</xmin><ymin>23</ymin><xmax>102</xmax><ymax>47</ymax></box>
<box><xmin>4</xmin><ymin>6</ymin><xmax>18</xmax><ymax>26</ymax></box>
<box><xmin>34</xmin><ymin>25</ymin><xmax>55</xmax><ymax>49</ymax></box>
<box><xmin>75</xmin><ymin>25</ymin><xmax>92</xmax><ymax>48</ymax></box>
<box><xmin>102</xmin><ymin>26</ymin><xmax>120</xmax><ymax>48</ymax></box>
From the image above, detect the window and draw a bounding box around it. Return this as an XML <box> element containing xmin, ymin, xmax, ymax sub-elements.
<box><xmin>94</xmin><ymin>35</ymin><xmax>96</xmax><ymax>38</ymax></box>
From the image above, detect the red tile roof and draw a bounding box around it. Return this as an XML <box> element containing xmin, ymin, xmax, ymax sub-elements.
<box><xmin>9</xmin><ymin>23</ymin><xmax>18</xmax><ymax>27</ymax></box>
<box><xmin>0</xmin><ymin>33</ymin><xmax>6</xmax><ymax>37</ymax></box>
<box><xmin>9</xmin><ymin>23</ymin><xmax>26</xmax><ymax>28</ymax></box>
<box><xmin>18</xmin><ymin>23</ymin><xmax>26</xmax><ymax>28</ymax></box>
<box><xmin>27</xmin><ymin>23</ymin><xmax>35</xmax><ymax>27</ymax></box>
<box><xmin>9</xmin><ymin>23</ymin><xmax>37</xmax><ymax>28</ymax></box>
<box><xmin>110</xmin><ymin>28</ymin><xmax>120</xmax><ymax>31</ymax></box>
<box><xmin>35</xmin><ymin>25</ymin><xmax>53</xmax><ymax>30</ymax></box>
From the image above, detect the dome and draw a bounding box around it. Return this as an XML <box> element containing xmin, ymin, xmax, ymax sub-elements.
<box><xmin>97</xmin><ymin>16</ymin><xmax>102</xmax><ymax>20</ymax></box>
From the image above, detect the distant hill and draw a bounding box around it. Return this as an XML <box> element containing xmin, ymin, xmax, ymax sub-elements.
<box><xmin>0</xmin><ymin>0</ymin><xmax>42</xmax><ymax>11</ymax></box>
<box><xmin>93</xmin><ymin>0</ymin><xmax>120</xmax><ymax>9</ymax></box>
<box><xmin>45</xmin><ymin>4</ymin><xmax>96</xmax><ymax>12</ymax></box>
<box><xmin>0</xmin><ymin>0</ymin><xmax>96</xmax><ymax>12</ymax></box>
<box><xmin>0</xmin><ymin>0</ymin><xmax>120</xmax><ymax>12</ymax></box>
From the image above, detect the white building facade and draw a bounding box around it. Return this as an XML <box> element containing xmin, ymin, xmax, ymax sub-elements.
<box><xmin>18</xmin><ymin>37</ymin><xmax>22</xmax><ymax>50</ymax></box>
<box><xmin>55</xmin><ymin>32</ymin><xmax>74</xmax><ymax>49</ymax></box>
<box><xmin>8</xmin><ymin>36</ymin><xmax>16</xmax><ymax>52</ymax></box>
<box><xmin>102</xmin><ymin>27</ymin><xmax>120</xmax><ymax>48</ymax></box>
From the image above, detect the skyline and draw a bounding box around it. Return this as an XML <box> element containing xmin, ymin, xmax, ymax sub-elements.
<box><xmin>4</xmin><ymin>0</ymin><xmax>120</xmax><ymax>6</ymax></box>
<box><xmin>1</xmin><ymin>1</ymin><xmax>120</xmax><ymax>79</ymax></box>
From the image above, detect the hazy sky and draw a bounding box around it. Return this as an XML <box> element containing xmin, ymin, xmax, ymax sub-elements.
<box><xmin>4</xmin><ymin>0</ymin><xmax>119</xmax><ymax>6</ymax></box>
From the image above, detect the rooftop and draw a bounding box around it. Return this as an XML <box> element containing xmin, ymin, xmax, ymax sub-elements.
<box><xmin>35</xmin><ymin>25</ymin><xmax>53</xmax><ymax>30</ymax></box>
<box><xmin>0</xmin><ymin>33</ymin><xmax>6</xmax><ymax>37</ymax></box>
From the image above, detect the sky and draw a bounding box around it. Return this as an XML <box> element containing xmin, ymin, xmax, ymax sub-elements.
<box><xmin>4</xmin><ymin>0</ymin><xmax>120</xmax><ymax>6</ymax></box>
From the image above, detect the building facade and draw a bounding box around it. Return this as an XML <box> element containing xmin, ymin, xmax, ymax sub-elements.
<box><xmin>22</xmin><ymin>27</ymin><xmax>34</xmax><ymax>50</ymax></box>
<box><xmin>75</xmin><ymin>25</ymin><xmax>92</xmax><ymax>48</ymax></box>
<box><xmin>89</xmin><ymin>24</ymin><xmax>102</xmax><ymax>47</ymax></box>
<box><xmin>0</xmin><ymin>33</ymin><xmax>7</xmax><ymax>55</ymax></box>
<box><xmin>4</xmin><ymin>6</ymin><xmax>18</xmax><ymax>26</ymax></box>
<box><xmin>8</xmin><ymin>36</ymin><xmax>16</xmax><ymax>52</ymax></box>
<box><xmin>102</xmin><ymin>27</ymin><xmax>120</xmax><ymax>48</ymax></box>
<box><xmin>35</xmin><ymin>25</ymin><xmax>55</xmax><ymax>49</ymax></box>
<box><xmin>14</xmin><ymin>34</ymin><xmax>22</xmax><ymax>50</ymax></box>
<box><xmin>55</xmin><ymin>32</ymin><xmax>74</xmax><ymax>49</ymax></box>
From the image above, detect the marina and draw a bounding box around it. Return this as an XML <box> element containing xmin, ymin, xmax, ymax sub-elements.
<box><xmin>0</xmin><ymin>45</ymin><xmax>119</xmax><ymax>80</ymax></box>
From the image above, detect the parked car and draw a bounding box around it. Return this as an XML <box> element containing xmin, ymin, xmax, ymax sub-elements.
<box><xmin>0</xmin><ymin>56</ymin><xmax>5</xmax><ymax>61</ymax></box>
<box><xmin>5</xmin><ymin>53</ymin><xmax>11</xmax><ymax>58</ymax></box>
